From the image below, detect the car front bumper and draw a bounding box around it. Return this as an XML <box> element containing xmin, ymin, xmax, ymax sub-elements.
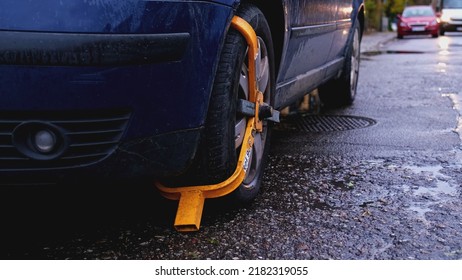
<box><xmin>440</xmin><ymin>21</ymin><xmax>462</xmax><ymax>31</ymax></box>
<box><xmin>0</xmin><ymin>1</ymin><xmax>234</xmax><ymax>184</ymax></box>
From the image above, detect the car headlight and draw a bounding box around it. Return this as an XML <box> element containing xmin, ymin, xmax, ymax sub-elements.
<box><xmin>400</xmin><ymin>22</ymin><xmax>408</xmax><ymax>27</ymax></box>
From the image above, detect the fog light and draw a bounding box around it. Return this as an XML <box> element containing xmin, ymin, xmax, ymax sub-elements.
<box><xmin>13</xmin><ymin>122</ymin><xmax>67</xmax><ymax>160</ymax></box>
<box><xmin>34</xmin><ymin>130</ymin><xmax>56</xmax><ymax>153</ymax></box>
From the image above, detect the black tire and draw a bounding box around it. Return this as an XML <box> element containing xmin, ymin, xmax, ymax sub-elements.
<box><xmin>318</xmin><ymin>21</ymin><xmax>361</xmax><ymax>109</ymax></box>
<box><xmin>201</xmin><ymin>4</ymin><xmax>275</xmax><ymax>203</ymax></box>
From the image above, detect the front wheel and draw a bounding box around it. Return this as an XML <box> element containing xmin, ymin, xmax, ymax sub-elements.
<box><xmin>200</xmin><ymin>4</ymin><xmax>275</xmax><ymax>203</ymax></box>
<box><xmin>318</xmin><ymin>21</ymin><xmax>361</xmax><ymax>109</ymax></box>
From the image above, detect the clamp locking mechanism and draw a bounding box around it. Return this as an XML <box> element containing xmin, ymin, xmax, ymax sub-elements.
<box><xmin>237</xmin><ymin>99</ymin><xmax>280</xmax><ymax>124</ymax></box>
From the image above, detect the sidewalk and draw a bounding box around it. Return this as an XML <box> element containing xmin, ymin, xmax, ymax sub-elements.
<box><xmin>361</xmin><ymin>31</ymin><xmax>396</xmax><ymax>53</ymax></box>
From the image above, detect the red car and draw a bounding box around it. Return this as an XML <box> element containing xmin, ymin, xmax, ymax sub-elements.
<box><xmin>397</xmin><ymin>5</ymin><xmax>439</xmax><ymax>39</ymax></box>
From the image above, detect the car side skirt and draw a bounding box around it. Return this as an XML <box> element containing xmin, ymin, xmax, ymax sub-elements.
<box><xmin>274</xmin><ymin>57</ymin><xmax>344</xmax><ymax>109</ymax></box>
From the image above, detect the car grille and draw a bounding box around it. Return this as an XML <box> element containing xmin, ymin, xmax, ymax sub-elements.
<box><xmin>0</xmin><ymin>110</ymin><xmax>131</xmax><ymax>170</ymax></box>
<box><xmin>409</xmin><ymin>23</ymin><xmax>426</xmax><ymax>27</ymax></box>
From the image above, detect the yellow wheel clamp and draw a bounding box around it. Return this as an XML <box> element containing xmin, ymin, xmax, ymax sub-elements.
<box><xmin>155</xmin><ymin>16</ymin><xmax>268</xmax><ymax>232</ymax></box>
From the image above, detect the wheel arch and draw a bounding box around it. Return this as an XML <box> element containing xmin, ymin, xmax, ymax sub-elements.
<box><xmin>357</xmin><ymin>3</ymin><xmax>365</xmax><ymax>39</ymax></box>
<box><xmin>236</xmin><ymin>0</ymin><xmax>285</xmax><ymax>78</ymax></box>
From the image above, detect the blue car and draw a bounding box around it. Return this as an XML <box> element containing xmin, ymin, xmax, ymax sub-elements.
<box><xmin>0</xmin><ymin>0</ymin><xmax>364</xmax><ymax>226</ymax></box>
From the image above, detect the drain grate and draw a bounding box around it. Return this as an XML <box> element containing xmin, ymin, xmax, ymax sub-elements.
<box><xmin>289</xmin><ymin>115</ymin><xmax>376</xmax><ymax>132</ymax></box>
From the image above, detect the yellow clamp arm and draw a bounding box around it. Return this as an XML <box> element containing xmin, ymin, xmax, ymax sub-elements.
<box><xmin>155</xmin><ymin>16</ymin><xmax>260</xmax><ymax>232</ymax></box>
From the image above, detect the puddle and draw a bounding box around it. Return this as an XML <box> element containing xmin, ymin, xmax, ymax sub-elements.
<box><xmin>363</xmin><ymin>159</ymin><xmax>385</xmax><ymax>165</ymax></box>
<box><xmin>404</xmin><ymin>164</ymin><xmax>456</xmax><ymax>197</ymax></box>
<box><xmin>408</xmin><ymin>205</ymin><xmax>432</xmax><ymax>224</ymax></box>
<box><xmin>402</xmin><ymin>90</ymin><xmax>462</xmax><ymax>223</ymax></box>
<box><xmin>437</xmin><ymin>62</ymin><xmax>448</xmax><ymax>73</ymax></box>
<box><xmin>414</xmin><ymin>180</ymin><xmax>454</xmax><ymax>196</ymax></box>
<box><xmin>404</xmin><ymin>163</ymin><xmax>458</xmax><ymax>224</ymax></box>
<box><xmin>362</xmin><ymin>50</ymin><xmax>427</xmax><ymax>56</ymax></box>
<box><xmin>441</xmin><ymin>92</ymin><xmax>462</xmax><ymax>141</ymax></box>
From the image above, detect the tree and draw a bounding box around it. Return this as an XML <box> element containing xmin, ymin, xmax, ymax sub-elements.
<box><xmin>385</xmin><ymin>0</ymin><xmax>433</xmax><ymax>17</ymax></box>
<box><xmin>385</xmin><ymin>0</ymin><xmax>407</xmax><ymax>18</ymax></box>
<box><xmin>365</xmin><ymin>0</ymin><xmax>382</xmax><ymax>31</ymax></box>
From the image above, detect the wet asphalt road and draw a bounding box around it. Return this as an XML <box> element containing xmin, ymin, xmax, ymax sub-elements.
<box><xmin>1</xmin><ymin>32</ymin><xmax>462</xmax><ymax>260</ymax></box>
